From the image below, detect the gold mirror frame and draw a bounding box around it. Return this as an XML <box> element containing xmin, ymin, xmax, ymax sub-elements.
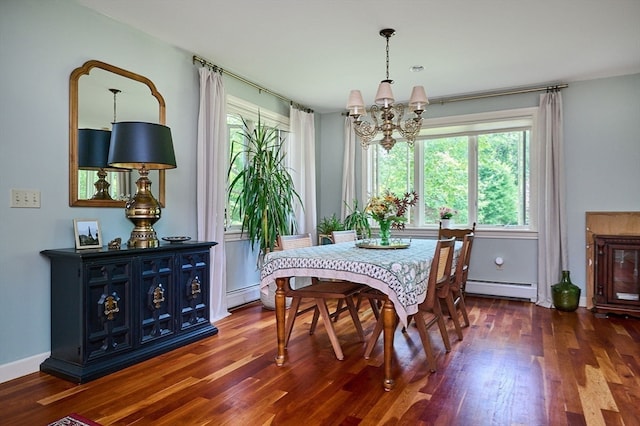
<box><xmin>69</xmin><ymin>60</ymin><xmax>166</xmax><ymax>207</ymax></box>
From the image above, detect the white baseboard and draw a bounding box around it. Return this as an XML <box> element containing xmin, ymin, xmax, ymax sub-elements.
<box><xmin>0</xmin><ymin>351</ymin><xmax>49</xmax><ymax>384</ymax></box>
<box><xmin>227</xmin><ymin>284</ymin><xmax>260</xmax><ymax>309</ymax></box>
<box><xmin>466</xmin><ymin>280</ymin><xmax>537</xmax><ymax>302</ymax></box>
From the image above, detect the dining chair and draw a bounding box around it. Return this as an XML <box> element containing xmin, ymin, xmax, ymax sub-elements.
<box><xmin>329</xmin><ymin>230</ymin><xmax>383</xmax><ymax>323</ymax></box>
<box><xmin>449</xmin><ymin>232</ymin><xmax>474</xmax><ymax>327</ymax></box>
<box><xmin>364</xmin><ymin>237</ymin><xmax>456</xmax><ymax>373</ymax></box>
<box><xmin>438</xmin><ymin>223</ymin><xmax>475</xmax><ymax>330</ymax></box>
<box><xmin>278</xmin><ymin>233</ymin><xmax>365</xmax><ymax>361</ymax></box>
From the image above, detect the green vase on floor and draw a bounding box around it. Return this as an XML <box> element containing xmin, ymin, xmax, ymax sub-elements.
<box><xmin>552</xmin><ymin>270</ymin><xmax>581</xmax><ymax>312</ymax></box>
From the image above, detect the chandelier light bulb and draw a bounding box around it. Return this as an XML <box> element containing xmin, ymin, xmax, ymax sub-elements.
<box><xmin>346</xmin><ymin>90</ymin><xmax>366</xmax><ymax>115</ymax></box>
<box><xmin>408</xmin><ymin>86</ymin><xmax>429</xmax><ymax>112</ymax></box>
<box><xmin>375</xmin><ymin>81</ymin><xmax>395</xmax><ymax>107</ymax></box>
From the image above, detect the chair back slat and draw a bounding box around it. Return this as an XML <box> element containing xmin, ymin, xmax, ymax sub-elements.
<box><xmin>331</xmin><ymin>230</ymin><xmax>357</xmax><ymax>244</ymax></box>
<box><xmin>438</xmin><ymin>222</ymin><xmax>476</xmax><ymax>241</ymax></box>
<box><xmin>453</xmin><ymin>233</ymin><xmax>474</xmax><ymax>291</ymax></box>
<box><xmin>278</xmin><ymin>234</ymin><xmax>313</xmax><ymax>250</ymax></box>
<box><xmin>423</xmin><ymin>237</ymin><xmax>456</xmax><ymax>309</ymax></box>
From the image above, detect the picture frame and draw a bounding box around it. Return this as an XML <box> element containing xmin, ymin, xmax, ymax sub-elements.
<box><xmin>73</xmin><ymin>218</ymin><xmax>103</xmax><ymax>249</ymax></box>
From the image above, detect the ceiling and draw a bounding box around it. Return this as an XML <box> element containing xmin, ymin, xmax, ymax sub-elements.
<box><xmin>76</xmin><ymin>0</ymin><xmax>640</xmax><ymax>113</ymax></box>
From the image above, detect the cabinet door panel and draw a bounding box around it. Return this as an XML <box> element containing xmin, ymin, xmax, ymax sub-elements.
<box><xmin>178</xmin><ymin>251</ymin><xmax>210</xmax><ymax>331</ymax></box>
<box><xmin>85</xmin><ymin>260</ymin><xmax>133</xmax><ymax>361</ymax></box>
<box><xmin>608</xmin><ymin>247</ymin><xmax>640</xmax><ymax>305</ymax></box>
<box><xmin>139</xmin><ymin>254</ymin><xmax>176</xmax><ymax>344</ymax></box>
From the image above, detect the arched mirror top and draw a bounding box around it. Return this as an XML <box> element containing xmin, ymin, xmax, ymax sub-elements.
<box><xmin>69</xmin><ymin>60</ymin><xmax>166</xmax><ymax>207</ymax></box>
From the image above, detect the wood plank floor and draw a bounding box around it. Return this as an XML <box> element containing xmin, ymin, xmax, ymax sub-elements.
<box><xmin>1</xmin><ymin>296</ymin><xmax>639</xmax><ymax>426</ymax></box>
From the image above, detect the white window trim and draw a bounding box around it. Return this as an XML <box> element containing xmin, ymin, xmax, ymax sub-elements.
<box><xmin>227</xmin><ymin>95</ymin><xmax>290</xmax><ymax>131</ymax></box>
<box><xmin>360</xmin><ymin>107</ymin><xmax>539</xmax><ymax>233</ymax></box>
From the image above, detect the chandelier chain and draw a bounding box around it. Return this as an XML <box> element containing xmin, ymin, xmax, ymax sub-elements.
<box><xmin>109</xmin><ymin>88</ymin><xmax>121</xmax><ymax>123</ymax></box>
<box><xmin>385</xmin><ymin>34</ymin><xmax>390</xmax><ymax>81</ymax></box>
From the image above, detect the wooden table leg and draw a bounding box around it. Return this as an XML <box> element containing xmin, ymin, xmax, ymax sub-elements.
<box><xmin>382</xmin><ymin>297</ymin><xmax>397</xmax><ymax>391</ymax></box>
<box><xmin>275</xmin><ymin>277</ymin><xmax>288</xmax><ymax>366</ymax></box>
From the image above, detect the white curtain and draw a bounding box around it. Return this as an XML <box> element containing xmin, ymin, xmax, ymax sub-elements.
<box><xmin>536</xmin><ymin>91</ymin><xmax>567</xmax><ymax>307</ymax></box>
<box><xmin>196</xmin><ymin>67</ymin><xmax>230</xmax><ymax>322</ymax></box>
<box><xmin>288</xmin><ymin>106</ymin><xmax>317</xmax><ymax>242</ymax></box>
<box><xmin>341</xmin><ymin>116</ymin><xmax>357</xmax><ymax>219</ymax></box>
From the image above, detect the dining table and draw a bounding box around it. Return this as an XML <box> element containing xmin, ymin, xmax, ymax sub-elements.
<box><xmin>259</xmin><ymin>237</ymin><xmax>457</xmax><ymax>391</ymax></box>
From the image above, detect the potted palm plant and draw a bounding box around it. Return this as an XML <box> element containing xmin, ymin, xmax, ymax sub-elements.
<box><xmin>227</xmin><ymin>114</ymin><xmax>302</xmax><ymax>309</ymax></box>
<box><xmin>227</xmin><ymin>114</ymin><xmax>302</xmax><ymax>262</ymax></box>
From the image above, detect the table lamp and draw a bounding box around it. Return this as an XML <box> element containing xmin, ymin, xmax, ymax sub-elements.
<box><xmin>78</xmin><ymin>128</ymin><xmax>114</xmax><ymax>200</ymax></box>
<box><xmin>107</xmin><ymin>121</ymin><xmax>177</xmax><ymax>248</ymax></box>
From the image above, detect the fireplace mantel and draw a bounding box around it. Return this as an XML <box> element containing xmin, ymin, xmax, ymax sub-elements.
<box><xmin>586</xmin><ymin>212</ymin><xmax>640</xmax><ymax>310</ymax></box>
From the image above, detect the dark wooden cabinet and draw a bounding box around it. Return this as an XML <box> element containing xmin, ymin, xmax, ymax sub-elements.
<box><xmin>593</xmin><ymin>235</ymin><xmax>640</xmax><ymax>317</ymax></box>
<box><xmin>40</xmin><ymin>241</ymin><xmax>218</xmax><ymax>383</ymax></box>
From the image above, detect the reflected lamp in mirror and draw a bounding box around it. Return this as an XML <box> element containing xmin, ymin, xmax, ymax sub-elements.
<box><xmin>107</xmin><ymin>121</ymin><xmax>177</xmax><ymax>248</ymax></box>
<box><xmin>77</xmin><ymin>128</ymin><xmax>116</xmax><ymax>200</ymax></box>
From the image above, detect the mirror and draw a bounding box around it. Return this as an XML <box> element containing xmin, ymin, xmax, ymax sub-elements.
<box><xmin>69</xmin><ymin>60</ymin><xmax>166</xmax><ymax>207</ymax></box>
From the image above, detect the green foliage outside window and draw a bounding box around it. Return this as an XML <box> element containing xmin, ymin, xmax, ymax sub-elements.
<box><xmin>372</xmin><ymin>128</ymin><xmax>530</xmax><ymax>228</ymax></box>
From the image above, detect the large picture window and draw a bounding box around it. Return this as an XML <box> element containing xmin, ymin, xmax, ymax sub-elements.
<box><xmin>365</xmin><ymin>108</ymin><xmax>537</xmax><ymax>230</ymax></box>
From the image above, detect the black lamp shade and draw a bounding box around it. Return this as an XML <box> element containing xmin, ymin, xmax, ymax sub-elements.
<box><xmin>108</xmin><ymin>122</ymin><xmax>177</xmax><ymax>170</ymax></box>
<box><xmin>78</xmin><ymin>129</ymin><xmax>112</xmax><ymax>170</ymax></box>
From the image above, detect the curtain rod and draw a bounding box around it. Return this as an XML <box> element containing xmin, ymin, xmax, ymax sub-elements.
<box><xmin>340</xmin><ymin>83</ymin><xmax>568</xmax><ymax>115</ymax></box>
<box><xmin>430</xmin><ymin>83</ymin><xmax>568</xmax><ymax>104</ymax></box>
<box><xmin>192</xmin><ymin>55</ymin><xmax>313</xmax><ymax>113</ymax></box>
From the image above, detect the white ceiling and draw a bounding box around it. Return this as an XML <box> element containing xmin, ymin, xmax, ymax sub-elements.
<box><xmin>76</xmin><ymin>0</ymin><xmax>640</xmax><ymax>113</ymax></box>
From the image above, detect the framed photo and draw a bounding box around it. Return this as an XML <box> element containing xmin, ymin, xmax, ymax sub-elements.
<box><xmin>74</xmin><ymin>218</ymin><xmax>103</xmax><ymax>249</ymax></box>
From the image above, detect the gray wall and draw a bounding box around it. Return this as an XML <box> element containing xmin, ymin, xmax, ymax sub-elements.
<box><xmin>1</xmin><ymin>0</ymin><xmax>639</xmax><ymax>380</ymax></box>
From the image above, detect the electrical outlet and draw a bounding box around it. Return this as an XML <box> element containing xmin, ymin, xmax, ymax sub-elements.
<box><xmin>10</xmin><ymin>189</ymin><xmax>41</xmax><ymax>208</ymax></box>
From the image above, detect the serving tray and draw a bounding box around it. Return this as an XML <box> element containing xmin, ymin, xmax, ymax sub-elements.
<box><xmin>355</xmin><ymin>241</ymin><xmax>410</xmax><ymax>249</ymax></box>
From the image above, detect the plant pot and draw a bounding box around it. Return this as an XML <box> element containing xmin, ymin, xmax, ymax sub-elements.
<box><xmin>260</xmin><ymin>281</ymin><xmax>292</xmax><ymax>310</ymax></box>
<box><xmin>552</xmin><ymin>270</ymin><xmax>581</xmax><ymax>312</ymax></box>
<box><xmin>441</xmin><ymin>219</ymin><xmax>452</xmax><ymax>228</ymax></box>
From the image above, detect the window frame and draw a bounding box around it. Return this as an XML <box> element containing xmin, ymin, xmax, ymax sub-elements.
<box><xmin>361</xmin><ymin>107</ymin><xmax>539</xmax><ymax>235</ymax></box>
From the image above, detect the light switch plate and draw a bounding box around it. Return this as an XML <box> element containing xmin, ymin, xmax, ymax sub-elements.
<box><xmin>10</xmin><ymin>189</ymin><xmax>41</xmax><ymax>208</ymax></box>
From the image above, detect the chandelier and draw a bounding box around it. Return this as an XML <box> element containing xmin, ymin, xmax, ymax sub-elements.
<box><xmin>346</xmin><ymin>28</ymin><xmax>429</xmax><ymax>152</ymax></box>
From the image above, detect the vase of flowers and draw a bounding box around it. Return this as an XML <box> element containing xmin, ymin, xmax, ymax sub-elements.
<box><xmin>439</xmin><ymin>206</ymin><xmax>457</xmax><ymax>227</ymax></box>
<box><xmin>366</xmin><ymin>190</ymin><xmax>418</xmax><ymax>245</ymax></box>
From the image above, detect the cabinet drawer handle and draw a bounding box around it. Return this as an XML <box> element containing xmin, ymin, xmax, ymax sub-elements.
<box><xmin>103</xmin><ymin>294</ymin><xmax>120</xmax><ymax>320</ymax></box>
<box><xmin>190</xmin><ymin>277</ymin><xmax>201</xmax><ymax>297</ymax></box>
<box><xmin>153</xmin><ymin>284</ymin><xmax>165</xmax><ymax>309</ymax></box>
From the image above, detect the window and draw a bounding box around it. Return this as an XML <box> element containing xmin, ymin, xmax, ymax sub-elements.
<box><xmin>225</xmin><ymin>96</ymin><xmax>289</xmax><ymax>230</ymax></box>
<box><xmin>365</xmin><ymin>108</ymin><xmax>537</xmax><ymax>229</ymax></box>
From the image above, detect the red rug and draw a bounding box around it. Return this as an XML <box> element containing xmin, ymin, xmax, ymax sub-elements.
<box><xmin>48</xmin><ymin>413</ymin><xmax>102</xmax><ymax>426</ymax></box>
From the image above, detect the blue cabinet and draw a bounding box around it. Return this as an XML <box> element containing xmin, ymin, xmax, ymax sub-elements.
<box><xmin>40</xmin><ymin>241</ymin><xmax>218</xmax><ymax>383</ymax></box>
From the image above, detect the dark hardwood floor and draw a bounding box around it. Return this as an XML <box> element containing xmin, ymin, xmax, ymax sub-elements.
<box><xmin>1</xmin><ymin>296</ymin><xmax>639</xmax><ymax>426</ymax></box>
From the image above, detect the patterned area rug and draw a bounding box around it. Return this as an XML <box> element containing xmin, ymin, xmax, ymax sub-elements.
<box><xmin>48</xmin><ymin>413</ymin><xmax>102</xmax><ymax>426</ymax></box>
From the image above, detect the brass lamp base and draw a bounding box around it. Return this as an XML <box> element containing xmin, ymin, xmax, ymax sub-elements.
<box><xmin>125</xmin><ymin>169</ymin><xmax>161</xmax><ymax>248</ymax></box>
<box><xmin>91</xmin><ymin>169</ymin><xmax>113</xmax><ymax>200</ymax></box>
